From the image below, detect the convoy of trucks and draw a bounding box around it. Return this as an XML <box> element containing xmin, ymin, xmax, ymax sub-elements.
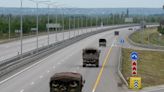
<box><xmin>49</xmin><ymin>30</ymin><xmax>122</xmax><ymax>92</ymax></box>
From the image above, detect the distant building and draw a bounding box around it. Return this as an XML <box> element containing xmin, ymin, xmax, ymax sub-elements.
<box><xmin>160</xmin><ymin>20</ymin><xmax>164</xmax><ymax>28</ymax></box>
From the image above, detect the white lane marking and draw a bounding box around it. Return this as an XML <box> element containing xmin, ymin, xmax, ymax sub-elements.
<box><xmin>5</xmin><ymin>46</ymin><xmax>10</xmax><ymax>48</ymax></box>
<box><xmin>39</xmin><ymin>75</ymin><xmax>43</xmax><ymax>79</ymax></box>
<box><xmin>111</xmin><ymin>38</ymin><xmax>117</xmax><ymax>47</ymax></box>
<box><xmin>72</xmin><ymin>70</ymin><xmax>77</xmax><ymax>73</ymax></box>
<box><xmin>0</xmin><ymin>51</ymin><xmax>58</xmax><ymax>84</ymax></box>
<box><xmin>0</xmin><ymin>59</ymin><xmax>43</xmax><ymax>84</ymax></box>
<box><xmin>47</xmin><ymin>70</ymin><xmax>50</xmax><ymax>73</ymax></box>
<box><xmin>20</xmin><ymin>89</ymin><xmax>24</xmax><ymax>92</ymax></box>
<box><xmin>92</xmin><ymin>38</ymin><xmax>116</xmax><ymax>92</ymax></box>
<box><xmin>31</xmin><ymin>82</ymin><xmax>34</xmax><ymax>85</ymax></box>
<box><xmin>0</xmin><ymin>27</ymin><xmax>117</xmax><ymax>85</ymax></box>
<box><xmin>60</xmin><ymin>60</ymin><xmax>64</xmax><ymax>63</ymax></box>
<box><xmin>0</xmin><ymin>43</ymin><xmax>77</xmax><ymax>84</ymax></box>
<box><xmin>77</xmin><ymin>67</ymin><xmax>80</xmax><ymax>70</ymax></box>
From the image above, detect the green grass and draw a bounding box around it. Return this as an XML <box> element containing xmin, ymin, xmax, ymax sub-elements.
<box><xmin>122</xmin><ymin>48</ymin><xmax>164</xmax><ymax>87</ymax></box>
<box><xmin>130</xmin><ymin>28</ymin><xmax>164</xmax><ymax>46</ymax></box>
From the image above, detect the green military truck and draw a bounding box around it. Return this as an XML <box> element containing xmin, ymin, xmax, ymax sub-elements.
<box><xmin>82</xmin><ymin>48</ymin><xmax>100</xmax><ymax>67</ymax></box>
<box><xmin>50</xmin><ymin>72</ymin><xmax>85</xmax><ymax>92</ymax></box>
<box><xmin>99</xmin><ymin>39</ymin><xmax>107</xmax><ymax>47</ymax></box>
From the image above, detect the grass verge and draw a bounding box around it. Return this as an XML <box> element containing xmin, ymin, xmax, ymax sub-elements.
<box><xmin>122</xmin><ymin>48</ymin><xmax>164</xmax><ymax>87</ymax></box>
<box><xmin>130</xmin><ymin>28</ymin><xmax>164</xmax><ymax>46</ymax></box>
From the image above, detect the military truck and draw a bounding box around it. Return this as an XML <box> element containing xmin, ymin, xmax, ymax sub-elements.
<box><xmin>99</xmin><ymin>39</ymin><xmax>107</xmax><ymax>47</ymax></box>
<box><xmin>114</xmin><ymin>31</ymin><xmax>119</xmax><ymax>36</ymax></box>
<box><xmin>50</xmin><ymin>72</ymin><xmax>85</xmax><ymax>92</ymax></box>
<box><xmin>82</xmin><ymin>48</ymin><xmax>100</xmax><ymax>67</ymax></box>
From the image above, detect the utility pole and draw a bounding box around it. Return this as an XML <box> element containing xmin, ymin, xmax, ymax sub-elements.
<box><xmin>47</xmin><ymin>5</ymin><xmax>50</xmax><ymax>46</ymax></box>
<box><xmin>36</xmin><ymin>2</ymin><xmax>39</xmax><ymax>49</ymax></box>
<box><xmin>29</xmin><ymin>0</ymin><xmax>50</xmax><ymax>50</ymax></box>
<box><xmin>69</xmin><ymin>15</ymin><xmax>71</xmax><ymax>38</ymax></box>
<box><xmin>81</xmin><ymin>16</ymin><xmax>83</xmax><ymax>34</ymax></box>
<box><xmin>96</xmin><ymin>16</ymin><xmax>98</xmax><ymax>30</ymax></box>
<box><xmin>20</xmin><ymin>0</ymin><xmax>23</xmax><ymax>55</ymax></box>
<box><xmin>86</xmin><ymin>16</ymin><xmax>88</xmax><ymax>33</ymax></box>
<box><xmin>77</xmin><ymin>15</ymin><xmax>80</xmax><ymax>35</ymax></box>
<box><xmin>8</xmin><ymin>14</ymin><xmax>11</xmax><ymax>40</ymax></box>
<box><xmin>74</xmin><ymin>15</ymin><xmax>76</xmax><ymax>36</ymax></box>
<box><xmin>61</xmin><ymin>7</ymin><xmax>65</xmax><ymax>40</ymax></box>
<box><xmin>55</xmin><ymin>7</ymin><xmax>58</xmax><ymax>41</ymax></box>
<box><xmin>90</xmin><ymin>16</ymin><xmax>92</xmax><ymax>32</ymax></box>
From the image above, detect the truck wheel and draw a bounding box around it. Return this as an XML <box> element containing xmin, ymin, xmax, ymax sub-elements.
<box><xmin>96</xmin><ymin>64</ymin><xmax>99</xmax><ymax>67</ymax></box>
<box><xmin>83</xmin><ymin>63</ymin><xmax>86</xmax><ymax>67</ymax></box>
<box><xmin>96</xmin><ymin>61</ymin><xmax>99</xmax><ymax>67</ymax></box>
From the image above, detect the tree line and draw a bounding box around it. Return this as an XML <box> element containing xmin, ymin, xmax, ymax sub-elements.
<box><xmin>0</xmin><ymin>14</ymin><xmax>162</xmax><ymax>39</ymax></box>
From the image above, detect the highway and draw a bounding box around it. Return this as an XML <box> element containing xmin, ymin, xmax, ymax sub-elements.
<box><xmin>0</xmin><ymin>25</ymin><xmax>123</xmax><ymax>61</ymax></box>
<box><xmin>0</xmin><ymin>26</ymin><xmax>139</xmax><ymax>92</ymax></box>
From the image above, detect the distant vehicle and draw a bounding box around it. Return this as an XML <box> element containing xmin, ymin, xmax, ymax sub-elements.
<box><xmin>50</xmin><ymin>72</ymin><xmax>85</xmax><ymax>92</ymax></box>
<box><xmin>128</xmin><ymin>28</ymin><xmax>133</xmax><ymax>30</ymax></box>
<box><xmin>82</xmin><ymin>48</ymin><xmax>100</xmax><ymax>67</ymax></box>
<box><xmin>99</xmin><ymin>39</ymin><xmax>107</xmax><ymax>47</ymax></box>
<box><xmin>114</xmin><ymin>31</ymin><xmax>119</xmax><ymax>36</ymax></box>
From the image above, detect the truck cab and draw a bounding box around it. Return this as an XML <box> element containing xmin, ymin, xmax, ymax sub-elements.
<box><xmin>82</xmin><ymin>48</ymin><xmax>100</xmax><ymax>67</ymax></box>
<box><xmin>50</xmin><ymin>72</ymin><xmax>85</xmax><ymax>92</ymax></box>
<box><xmin>99</xmin><ymin>39</ymin><xmax>107</xmax><ymax>47</ymax></box>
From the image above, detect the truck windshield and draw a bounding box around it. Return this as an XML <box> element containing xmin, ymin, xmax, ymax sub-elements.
<box><xmin>85</xmin><ymin>50</ymin><xmax>97</xmax><ymax>54</ymax></box>
<box><xmin>99</xmin><ymin>39</ymin><xmax>106</xmax><ymax>42</ymax></box>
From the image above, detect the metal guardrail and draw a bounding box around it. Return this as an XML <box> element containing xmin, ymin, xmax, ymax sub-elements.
<box><xmin>118</xmin><ymin>47</ymin><xmax>129</xmax><ymax>87</ymax></box>
<box><xmin>0</xmin><ymin>24</ymin><xmax>139</xmax><ymax>77</ymax></box>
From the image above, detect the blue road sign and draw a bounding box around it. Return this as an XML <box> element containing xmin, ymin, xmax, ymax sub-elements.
<box><xmin>120</xmin><ymin>39</ymin><xmax>124</xmax><ymax>44</ymax></box>
<box><xmin>131</xmin><ymin>52</ymin><xmax>138</xmax><ymax>61</ymax></box>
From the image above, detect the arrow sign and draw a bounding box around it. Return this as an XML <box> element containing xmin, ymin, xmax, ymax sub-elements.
<box><xmin>131</xmin><ymin>52</ymin><xmax>138</xmax><ymax>61</ymax></box>
<box><xmin>133</xmin><ymin>67</ymin><xmax>137</xmax><ymax>71</ymax></box>
<box><xmin>132</xmin><ymin>60</ymin><xmax>137</xmax><ymax>76</ymax></box>
<box><xmin>132</xmin><ymin>71</ymin><xmax>137</xmax><ymax>75</ymax></box>
<box><xmin>132</xmin><ymin>62</ymin><xmax>137</xmax><ymax>66</ymax></box>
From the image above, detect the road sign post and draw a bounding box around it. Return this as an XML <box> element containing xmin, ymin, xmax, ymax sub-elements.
<box><xmin>131</xmin><ymin>51</ymin><xmax>138</xmax><ymax>76</ymax></box>
<box><xmin>129</xmin><ymin>51</ymin><xmax>142</xmax><ymax>89</ymax></box>
<box><xmin>120</xmin><ymin>39</ymin><xmax>124</xmax><ymax>47</ymax></box>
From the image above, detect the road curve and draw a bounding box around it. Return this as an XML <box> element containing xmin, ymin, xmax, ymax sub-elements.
<box><xmin>0</xmin><ymin>27</ymin><xmax>137</xmax><ymax>92</ymax></box>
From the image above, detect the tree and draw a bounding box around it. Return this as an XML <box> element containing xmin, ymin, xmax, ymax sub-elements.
<box><xmin>157</xmin><ymin>26</ymin><xmax>164</xmax><ymax>35</ymax></box>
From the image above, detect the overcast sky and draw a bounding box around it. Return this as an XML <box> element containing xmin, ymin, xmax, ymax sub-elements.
<box><xmin>0</xmin><ymin>0</ymin><xmax>163</xmax><ymax>8</ymax></box>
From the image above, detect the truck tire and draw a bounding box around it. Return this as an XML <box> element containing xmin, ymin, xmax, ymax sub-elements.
<box><xmin>83</xmin><ymin>63</ymin><xmax>86</xmax><ymax>67</ymax></box>
<box><xmin>96</xmin><ymin>61</ymin><xmax>99</xmax><ymax>67</ymax></box>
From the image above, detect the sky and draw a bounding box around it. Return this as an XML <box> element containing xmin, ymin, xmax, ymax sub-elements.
<box><xmin>0</xmin><ymin>0</ymin><xmax>164</xmax><ymax>8</ymax></box>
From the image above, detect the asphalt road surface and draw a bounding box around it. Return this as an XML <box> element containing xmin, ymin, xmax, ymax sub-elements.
<box><xmin>0</xmin><ymin>27</ymin><xmax>135</xmax><ymax>92</ymax></box>
<box><xmin>0</xmin><ymin>26</ymin><xmax>163</xmax><ymax>92</ymax></box>
<box><xmin>0</xmin><ymin>25</ymin><xmax>123</xmax><ymax>61</ymax></box>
